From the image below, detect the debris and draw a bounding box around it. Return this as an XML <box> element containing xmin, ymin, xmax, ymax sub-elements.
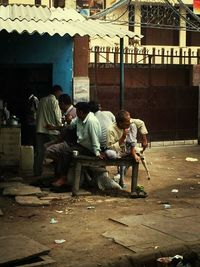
<box><xmin>177</xmin><ymin>178</ymin><xmax>182</xmax><ymax>181</ymax></box>
<box><xmin>55</xmin><ymin>210</ymin><xmax>63</xmax><ymax>214</ymax></box>
<box><xmin>190</xmin><ymin>187</ymin><xmax>195</xmax><ymax>190</ymax></box>
<box><xmin>172</xmin><ymin>255</ymin><xmax>183</xmax><ymax>260</ymax></box>
<box><xmin>171</xmin><ymin>189</ymin><xmax>178</xmax><ymax>193</ymax></box>
<box><xmin>163</xmin><ymin>204</ymin><xmax>171</xmax><ymax>209</ymax></box>
<box><xmin>54</xmin><ymin>239</ymin><xmax>66</xmax><ymax>244</ymax></box>
<box><xmin>50</xmin><ymin>218</ymin><xmax>58</xmax><ymax>224</ymax></box>
<box><xmin>87</xmin><ymin>206</ymin><xmax>95</xmax><ymax>209</ymax></box>
<box><xmin>157</xmin><ymin>257</ymin><xmax>172</xmax><ymax>264</ymax></box>
<box><xmin>65</xmin><ymin>209</ymin><xmax>73</xmax><ymax>214</ymax></box>
<box><xmin>185</xmin><ymin>157</ymin><xmax>198</xmax><ymax>162</ymax></box>
<box><xmin>154</xmin><ymin>246</ymin><xmax>159</xmax><ymax>250</ymax></box>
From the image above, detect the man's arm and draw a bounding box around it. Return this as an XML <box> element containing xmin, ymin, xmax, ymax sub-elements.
<box><xmin>132</xmin><ymin>119</ymin><xmax>148</xmax><ymax>135</ymax></box>
<box><xmin>88</xmin><ymin>122</ymin><xmax>102</xmax><ymax>157</ymax></box>
<box><xmin>52</xmin><ymin>98</ymin><xmax>62</xmax><ymax>127</ymax></box>
<box><xmin>132</xmin><ymin>118</ymin><xmax>148</xmax><ymax>150</ymax></box>
<box><xmin>107</xmin><ymin>128</ymin><xmax>125</xmax><ymax>152</ymax></box>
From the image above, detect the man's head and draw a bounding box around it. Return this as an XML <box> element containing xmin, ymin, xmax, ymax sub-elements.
<box><xmin>115</xmin><ymin>110</ymin><xmax>131</xmax><ymax>129</ymax></box>
<box><xmin>88</xmin><ymin>101</ymin><xmax>100</xmax><ymax>113</ymax></box>
<box><xmin>75</xmin><ymin>102</ymin><xmax>90</xmax><ymax>121</ymax></box>
<box><xmin>51</xmin><ymin>85</ymin><xmax>63</xmax><ymax>99</ymax></box>
<box><xmin>59</xmin><ymin>94</ymin><xmax>72</xmax><ymax>112</ymax></box>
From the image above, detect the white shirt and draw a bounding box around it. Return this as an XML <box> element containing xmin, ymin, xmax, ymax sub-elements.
<box><xmin>36</xmin><ymin>94</ymin><xmax>62</xmax><ymax>135</ymax></box>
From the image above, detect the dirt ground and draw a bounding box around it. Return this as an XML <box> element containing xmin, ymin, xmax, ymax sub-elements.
<box><xmin>0</xmin><ymin>144</ymin><xmax>200</xmax><ymax>267</ymax></box>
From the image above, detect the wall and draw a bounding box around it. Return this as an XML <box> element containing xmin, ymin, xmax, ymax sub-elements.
<box><xmin>0</xmin><ymin>31</ymin><xmax>73</xmax><ymax>95</ymax></box>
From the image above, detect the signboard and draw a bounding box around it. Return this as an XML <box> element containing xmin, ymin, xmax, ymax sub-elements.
<box><xmin>193</xmin><ymin>65</ymin><xmax>200</xmax><ymax>86</ymax></box>
<box><xmin>194</xmin><ymin>0</ymin><xmax>200</xmax><ymax>14</ymax></box>
<box><xmin>76</xmin><ymin>0</ymin><xmax>104</xmax><ymax>16</ymax></box>
<box><xmin>73</xmin><ymin>77</ymin><xmax>90</xmax><ymax>104</ymax></box>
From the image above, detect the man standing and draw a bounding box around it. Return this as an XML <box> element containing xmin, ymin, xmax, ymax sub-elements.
<box><xmin>33</xmin><ymin>85</ymin><xmax>63</xmax><ymax>176</ymax></box>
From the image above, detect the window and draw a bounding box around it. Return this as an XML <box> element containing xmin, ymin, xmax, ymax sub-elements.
<box><xmin>53</xmin><ymin>0</ymin><xmax>65</xmax><ymax>8</ymax></box>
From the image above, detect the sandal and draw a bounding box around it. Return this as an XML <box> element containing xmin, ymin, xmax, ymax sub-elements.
<box><xmin>131</xmin><ymin>190</ymin><xmax>148</xmax><ymax>198</ymax></box>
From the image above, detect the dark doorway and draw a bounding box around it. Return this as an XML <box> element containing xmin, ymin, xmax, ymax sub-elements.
<box><xmin>0</xmin><ymin>64</ymin><xmax>52</xmax><ymax>145</ymax></box>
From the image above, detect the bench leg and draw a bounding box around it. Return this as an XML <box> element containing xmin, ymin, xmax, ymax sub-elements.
<box><xmin>119</xmin><ymin>165</ymin><xmax>125</xmax><ymax>188</ymax></box>
<box><xmin>72</xmin><ymin>162</ymin><xmax>82</xmax><ymax>196</ymax></box>
<box><xmin>131</xmin><ymin>163</ymin><xmax>139</xmax><ymax>195</ymax></box>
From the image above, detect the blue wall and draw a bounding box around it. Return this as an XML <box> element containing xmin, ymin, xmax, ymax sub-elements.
<box><xmin>0</xmin><ymin>31</ymin><xmax>73</xmax><ymax>95</ymax></box>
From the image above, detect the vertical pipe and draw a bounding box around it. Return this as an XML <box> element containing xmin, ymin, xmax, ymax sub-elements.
<box><xmin>94</xmin><ymin>47</ymin><xmax>98</xmax><ymax>101</ymax></box>
<box><xmin>198</xmin><ymin>85</ymin><xmax>200</xmax><ymax>145</ymax></box>
<box><xmin>120</xmin><ymin>38</ymin><xmax>124</xmax><ymax>109</ymax></box>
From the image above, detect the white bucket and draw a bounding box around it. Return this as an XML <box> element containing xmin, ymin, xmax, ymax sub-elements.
<box><xmin>20</xmin><ymin>146</ymin><xmax>34</xmax><ymax>176</ymax></box>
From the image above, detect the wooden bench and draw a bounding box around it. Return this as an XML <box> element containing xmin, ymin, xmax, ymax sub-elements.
<box><xmin>72</xmin><ymin>155</ymin><xmax>139</xmax><ymax>198</ymax></box>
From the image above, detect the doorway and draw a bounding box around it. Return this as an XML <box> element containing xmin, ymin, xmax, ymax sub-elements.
<box><xmin>0</xmin><ymin>64</ymin><xmax>52</xmax><ymax>145</ymax></box>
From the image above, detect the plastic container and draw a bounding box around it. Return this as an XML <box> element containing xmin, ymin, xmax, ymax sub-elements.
<box><xmin>20</xmin><ymin>146</ymin><xmax>34</xmax><ymax>176</ymax></box>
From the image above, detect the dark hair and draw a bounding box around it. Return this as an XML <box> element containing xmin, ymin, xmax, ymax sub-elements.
<box><xmin>88</xmin><ymin>101</ymin><xmax>100</xmax><ymax>113</ymax></box>
<box><xmin>50</xmin><ymin>85</ymin><xmax>63</xmax><ymax>94</ymax></box>
<box><xmin>115</xmin><ymin>110</ymin><xmax>130</xmax><ymax>124</ymax></box>
<box><xmin>59</xmin><ymin>94</ymin><xmax>72</xmax><ymax>105</ymax></box>
<box><xmin>75</xmin><ymin>102</ymin><xmax>90</xmax><ymax>113</ymax></box>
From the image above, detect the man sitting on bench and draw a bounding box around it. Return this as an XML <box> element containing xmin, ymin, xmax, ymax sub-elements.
<box><xmin>105</xmin><ymin>110</ymin><xmax>148</xmax><ymax>196</ymax></box>
<box><xmin>106</xmin><ymin>110</ymin><xmax>140</xmax><ymax>161</ymax></box>
<box><xmin>48</xmin><ymin>102</ymin><xmax>104</xmax><ymax>188</ymax></box>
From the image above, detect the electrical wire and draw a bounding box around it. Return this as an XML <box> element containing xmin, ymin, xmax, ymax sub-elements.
<box><xmin>87</xmin><ymin>0</ymin><xmax>200</xmax><ymax>32</ymax></box>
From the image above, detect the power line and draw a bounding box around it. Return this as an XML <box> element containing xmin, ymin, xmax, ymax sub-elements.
<box><xmin>88</xmin><ymin>0</ymin><xmax>200</xmax><ymax>32</ymax></box>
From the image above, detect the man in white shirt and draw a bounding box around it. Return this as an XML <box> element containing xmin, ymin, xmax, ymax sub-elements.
<box><xmin>33</xmin><ymin>85</ymin><xmax>63</xmax><ymax>176</ymax></box>
<box><xmin>88</xmin><ymin>101</ymin><xmax>115</xmax><ymax>150</ymax></box>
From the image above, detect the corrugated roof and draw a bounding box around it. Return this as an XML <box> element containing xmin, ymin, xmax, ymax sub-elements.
<box><xmin>0</xmin><ymin>4</ymin><xmax>142</xmax><ymax>38</ymax></box>
<box><xmin>0</xmin><ymin>5</ymin><xmax>85</xmax><ymax>22</ymax></box>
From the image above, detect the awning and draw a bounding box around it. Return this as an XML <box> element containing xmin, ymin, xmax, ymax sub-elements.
<box><xmin>0</xmin><ymin>4</ymin><xmax>142</xmax><ymax>39</ymax></box>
